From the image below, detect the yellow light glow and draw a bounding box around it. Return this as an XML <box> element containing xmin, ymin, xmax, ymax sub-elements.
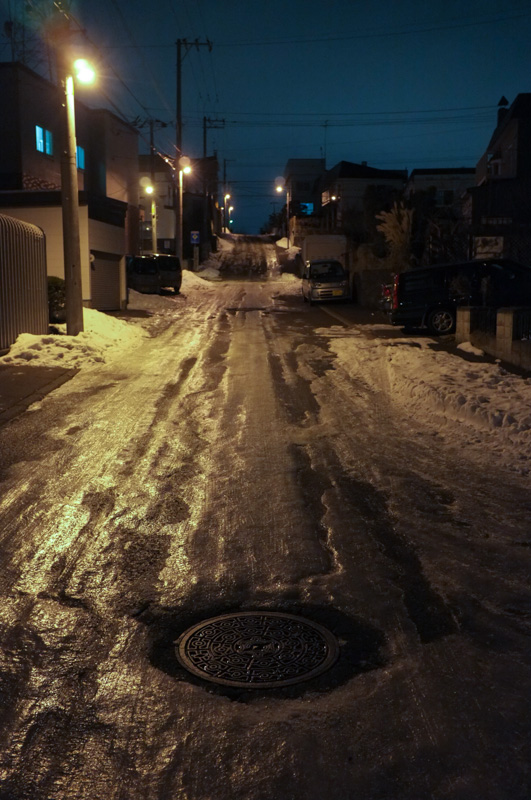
<box><xmin>183</xmin><ymin>165</ymin><xmax>192</xmax><ymax>175</ymax></box>
<box><xmin>145</xmin><ymin>185</ymin><xmax>154</xmax><ymax>194</ymax></box>
<box><xmin>74</xmin><ymin>58</ymin><xmax>95</xmax><ymax>84</ymax></box>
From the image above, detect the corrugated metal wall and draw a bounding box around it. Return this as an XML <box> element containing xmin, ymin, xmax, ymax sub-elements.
<box><xmin>0</xmin><ymin>213</ymin><xmax>48</xmax><ymax>352</ymax></box>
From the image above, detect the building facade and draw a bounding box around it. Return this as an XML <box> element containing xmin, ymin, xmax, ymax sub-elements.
<box><xmin>470</xmin><ymin>94</ymin><xmax>531</xmax><ymax>262</ymax></box>
<box><xmin>0</xmin><ymin>61</ymin><xmax>140</xmax><ymax>310</ymax></box>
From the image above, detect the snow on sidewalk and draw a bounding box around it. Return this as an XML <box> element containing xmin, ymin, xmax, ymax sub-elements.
<box><xmin>326</xmin><ymin>327</ymin><xmax>531</xmax><ymax>473</ymax></box>
<box><xmin>0</xmin><ymin>271</ymin><xmax>217</xmax><ymax>369</ymax></box>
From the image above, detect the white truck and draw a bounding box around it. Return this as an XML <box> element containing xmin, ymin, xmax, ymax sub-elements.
<box><xmin>301</xmin><ymin>234</ymin><xmax>348</xmax><ymax>268</ymax></box>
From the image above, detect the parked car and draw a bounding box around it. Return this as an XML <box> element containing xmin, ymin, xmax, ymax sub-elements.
<box><xmin>126</xmin><ymin>254</ymin><xmax>182</xmax><ymax>295</ymax></box>
<box><xmin>302</xmin><ymin>259</ymin><xmax>350</xmax><ymax>304</ymax></box>
<box><xmin>390</xmin><ymin>259</ymin><xmax>531</xmax><ymax>335</ymax></box>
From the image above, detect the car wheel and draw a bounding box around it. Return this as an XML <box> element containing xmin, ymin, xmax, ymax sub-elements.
<box><xmin>427</xmin><ymin>308</ymin><xmax>455</xmax><ymax>335</ymax></box>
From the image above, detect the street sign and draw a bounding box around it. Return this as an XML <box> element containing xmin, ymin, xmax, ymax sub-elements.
<box><xmin>190</xmin><ymin>231</ymin><xmax>200</xmax><ymax>245</ymax></box>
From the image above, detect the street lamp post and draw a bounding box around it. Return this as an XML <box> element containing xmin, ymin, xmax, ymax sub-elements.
<box><xmin>223</xmin><ymin>193</ymin><xmax>230</xmax><ymax>233</ymax></box>
<box><xmin>176</xmin><ymin>156</ymin><xmax>191</xmax><ymax>266</ymax></box>
<box><xmin>60</xmin><ymin>58</ymin><xmax>94</xmax><ymax>336</ymax></box>
<box><xmin>145</xmin><ymin>185</ymin><xmax>157</xmax><ymax>252</ymax></box>
<box><xmin>275</xmin><ymin>177</ymin><xmax>290</xmax><ymax>246</ymax></box>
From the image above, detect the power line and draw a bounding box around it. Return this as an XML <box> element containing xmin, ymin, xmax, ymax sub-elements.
<box><xmin>96</xmin><ymin>10</ymin><xmax>530</xmax><ymax>50</ymax></box>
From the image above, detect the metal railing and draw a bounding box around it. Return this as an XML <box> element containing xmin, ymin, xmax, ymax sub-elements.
<box><xmin>513</xmin><ymin>308</ymin><xmax>531</xmax><ymax>341</ymax></box>
<box><xmin>0</xmin><ymin>214</ymin><xmax>48</xmax><ymax>352</ymax></box>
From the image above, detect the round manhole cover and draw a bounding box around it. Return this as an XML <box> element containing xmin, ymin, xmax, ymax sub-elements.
<box><xmin>176</xmin><ymin>611</ymin><xmax>339</xmax><ymax>688</ymax></box>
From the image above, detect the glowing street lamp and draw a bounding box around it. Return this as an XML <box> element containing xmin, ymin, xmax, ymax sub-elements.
<box><xmin>274</xmin><ymin>176</ymin><xmax>290</xmax><ymax>246</ymax></box>
<box><xmin>223</xmin><ymin>193</ymin><xmax>231</xmax><ymax>232</ymax></box>
<box><xmin>61</xmin><ymin>56</ymin><xmax>95</xmax><ymax>335</ymax></box>
<box><xmin>73</xmin><ymin>58</ymin><xmax>95</xmax><ymax>84</ymax></box>
<box><xmin>140</xmin><ymin>181</ymin><xmax>157</xmax><ymax>252</ymax></box>
<box><xmin>176</xmin><ymin>156</ymin><xmax>192</xmax><ymax>265</ymax></box>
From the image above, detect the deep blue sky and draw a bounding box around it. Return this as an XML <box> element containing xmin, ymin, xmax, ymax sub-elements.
<box><xmin>2</xmin><ymin>0</ymin><xmax>531</xmax><ymax>232</ymax></box>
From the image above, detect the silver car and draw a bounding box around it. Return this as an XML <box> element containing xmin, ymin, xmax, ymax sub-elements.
<box><xmin>302</xmin><ymin>259</ymin><xmax>350</xmax><ymax>304</ymax></box>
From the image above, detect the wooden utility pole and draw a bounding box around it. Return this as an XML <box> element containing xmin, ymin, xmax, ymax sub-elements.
<box><xmin>175</xmin><ymin>38</ymin><xmax>213</xmax><ymax>156</ymax></box>
<box><xmin>175</xmin><ymin>39</ymin><xmax>213</xmax><ymax>259</ymax></box>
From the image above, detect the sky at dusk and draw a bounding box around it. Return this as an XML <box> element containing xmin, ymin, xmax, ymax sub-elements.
<box><xmin>2</xmin><ymin>0</ymin><xmax>531</xmax><ymax>232</ymax></box>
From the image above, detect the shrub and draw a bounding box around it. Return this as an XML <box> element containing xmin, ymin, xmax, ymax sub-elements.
<box><xmin>47</xmin><ymin>276</ymin><xmax>66</xmax><ymax>323</ymax></box>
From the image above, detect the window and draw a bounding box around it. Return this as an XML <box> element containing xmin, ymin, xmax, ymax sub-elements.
<box><xmin>76</xmin><ymin>146</ymin><xmax>85</xmax><ymax>170</ymax></box>
<box><xmin>35</xmin><ymin>125</ymin><xmax>53</xmax><ymax>155</ymax></box>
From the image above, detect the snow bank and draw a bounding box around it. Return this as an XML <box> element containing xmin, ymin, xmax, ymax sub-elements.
<box><xmin>217</xmin><ymin>237</ymin><xmax>235</xmax><ymax>253</ymax></box>
<box><xmin>275</xmin><ymin>238</ymin><xmax>302</xmax><ymax>259</ymax></box>
<box><xmin>326</xmin><ymin>328</ymin><xmax>531</xmax><ymax>472</ymax></box>
<box><xmin>0</xmin><ymin>307</ymin><xmax>145</xmax><ymax>369</ymax></box>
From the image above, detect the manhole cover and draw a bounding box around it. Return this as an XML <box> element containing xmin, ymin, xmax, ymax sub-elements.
<box><xmin>176</xmin><ymin>611</ymin><xmax>339</xmax><ymax>688</ymax></box>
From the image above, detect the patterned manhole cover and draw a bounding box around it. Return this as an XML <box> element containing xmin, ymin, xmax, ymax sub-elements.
<box><xmin>176</xmin><ymin>611</ymin><xmax>339</xmax><ymax>688</ymax></box>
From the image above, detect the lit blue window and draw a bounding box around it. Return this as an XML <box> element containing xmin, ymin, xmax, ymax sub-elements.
<box><xmin>76</xmin><ymin>146</ymin><xmax>85</xmax><ymax>170</ymax></box>
<box><xmin>45</xmin><ymin>129</ymin><xmax>53</xmax><ymax>155</ymax></box>
<box><xmin>36</xmin><ymin>125</ymin><xmax>44</xmax><ymax>152</ymax></box>
<box><xmin>36</xmin><ymin>125</ymin><xmax>53</xmax><ymax>155</ymax></box>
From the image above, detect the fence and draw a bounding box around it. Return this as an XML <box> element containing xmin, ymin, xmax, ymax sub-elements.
<box><xmin>513</xmin><ymin>308</ymin><xmax>531</xmax><ymax>341</ymax></box>
<box><xmin>0</xmin><ymin>214</ymin><xmax>48</xmax><ymax>353</ymax></box>
<box><xmin>456</xmin><ymin>306</ymin><xmax>531</xmax><ymax>371</ymax></box>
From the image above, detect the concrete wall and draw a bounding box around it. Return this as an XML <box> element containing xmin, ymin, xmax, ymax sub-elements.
<box><xmin>456</xmin><ymin>306</ymin><xmax>531</xmax><ymax>371</ymax></box>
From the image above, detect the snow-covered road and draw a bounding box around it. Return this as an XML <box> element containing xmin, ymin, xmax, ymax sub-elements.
<box><xmin>0</xmin><ymin>264</ymin><xmax>529</xmax><ymax>799</ymax></box>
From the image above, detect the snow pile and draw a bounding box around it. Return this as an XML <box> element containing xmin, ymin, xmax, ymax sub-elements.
<box><xmin>457</xmin><ymin>341</ymin><xmax>485</xmax><ymax>357</ymax></box>
<box><xmin>276</xmin><ymin>238</ymin><xmax>301</xmax><ymax>258</ymax></box>
<box><xmin>0</xmin><ymin>307</ymin><xmax>145</xmax><ymax>369</ymax></box>
<box><xmin>195</xmin><ymin>265</ymin><xmax>222</xmax><ymax>281</ymax></box>
<box><xmin>271</xmin><ymin>272</ymin><xmax>303</xmax><ymax>297</ymax></box>
<box><xmin>181</xmin><ymin>270</ymin><xmax>219</xmax><ymax>290</ymax></box>
<box><xmin>217</xmin><ymin>237</ymin><xmax>236</xmax><ymax>252</ymax></box>
<box><xmin>194</xmin><ymin>240</ymin><xmax>235</xmax><ymax>281</ymax></box>
<box><xmin>327</xmin><ymin>329</ymin><xmax>531</xmax><ymax>471</ymax></box>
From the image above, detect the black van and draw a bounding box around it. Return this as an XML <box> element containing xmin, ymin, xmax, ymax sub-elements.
<box><xmin>390</xmin><ymin>259</ymin><xmax>531</xmax><ymax>334</ymax></box>
<box><xmin>126</xmin><ymin>254</ymin><xmax>182</xmax><ymax>295</ymax></box>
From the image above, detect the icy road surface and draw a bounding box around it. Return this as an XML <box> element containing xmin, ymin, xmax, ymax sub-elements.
<box><xmin>0</xmin><ymin>271</ymin><xmax>529</xmax><ymax>799</ymax></box>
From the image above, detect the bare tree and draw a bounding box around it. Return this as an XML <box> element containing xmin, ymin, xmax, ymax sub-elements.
<box><xmin>375</xmin><ymin>201</ymin><xmax>414</xmax><ymax>270</ymax></box>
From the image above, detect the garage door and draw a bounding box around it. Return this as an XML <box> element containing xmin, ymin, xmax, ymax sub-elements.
<box><xmin>90</xmin><ymin>253</ymin><xmax>121</xmax><ymax>310</ymax></box>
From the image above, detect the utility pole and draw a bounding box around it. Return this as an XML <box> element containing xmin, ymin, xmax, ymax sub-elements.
<box><xmin>133</xmin><ymin>118</ymin><xmax>168</xmax><ymax>254</ymax></box>
<box><xmin>60</xmin><ymin>64</ymin><xmax>84</xmax><ymax>335</ymax></box>
<box><xmin>201</xmin><ymin>117</ymin><xmax>223</xmax><ymax>255</ymax></box>
<box><xmin>149</xmin><ymin>119</ymin><xmax>157</xmax><ymax>252</ymax></box>
<box><xmin>203</xmin><ymin>117</ymin><xmax>224</xmax><ymax>159</ymax></box>
<box><xmin>175</xmin><ymin>38</ymin><xmax>213</xmax><ymax>258</ymax></box>
<box><xmin>221</xmin><ymin>158</ymin><xmax>235</xmax><ymax>233</ymax></box>
<box><xmin>175</xmin><ymin>38</ymin><xmax>213</xmax><ymax>157</ymax></box>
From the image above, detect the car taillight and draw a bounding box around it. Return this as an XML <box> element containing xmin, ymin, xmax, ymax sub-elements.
<box><xmin>392</xmin><ymin>276</ymin><xmax>399</xmax><ymax>310</ymax></box>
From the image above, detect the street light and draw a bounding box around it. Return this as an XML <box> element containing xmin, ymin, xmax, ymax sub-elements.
<box><xmin>223</xmin><ymin>193</ymin><xmax>231</xmax><ymax>232</ymax></box>
<box><xmin>274</xmin><ymin>177</ymin><xmax>290</xmax><ymax>246</ymax></box>
<box><xmin>142</xmin><ymin>181</ymin><xmax>157</xmax><ymax>252</ymax></box>
<box><xmin>60</xmin><ymin>57</ymin><xmax>95</xmax><ymax>335</ymax></box>
<box><xmin>176</xmin><ymin>156</ymin><xmax>191</xmax><ymax>266</ymax></box>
